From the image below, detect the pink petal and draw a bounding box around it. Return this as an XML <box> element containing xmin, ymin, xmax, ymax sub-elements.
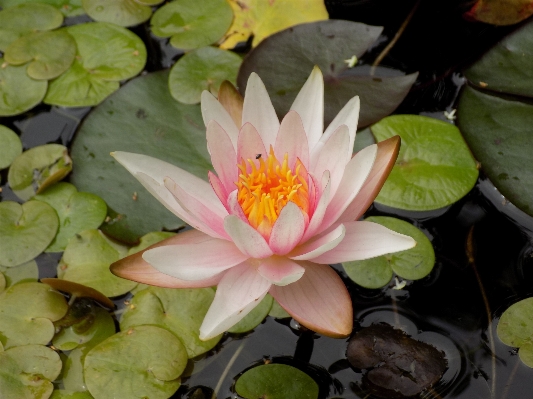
<box><xmin>226</xmin><ymin>190</ymin><xmax>248</xmax><ymax>222</ymax></box>
<box><xmin>206</xmin><ymin>121</ymin><xmax>238</xmax><ymax>193</ymax></box>
<box><xmin>290</xmin><ymin>66</ymin><xmax>324</xmax><ymax>151</ymax></box>
<box><xmin>301</xmin><ymin>171</ymin><xmax>330</xmax><ymax>242</ymax></box>
<box><xmin>269</xmin><ymin>202</ymin><xmax>306</xmax><ymax>255</ymax></box>
<box><xmin>208</xmin><ymin>171</ymin><xmax>229</xmax><ymax>211</ymax></box>
<box><xmin>257</xmin><ymin>256</ymin><xmax>305</xmax><ymax>286</ymax></box>
<box><xmin>199</xmin><ymin>262</ymin><xmax>271</xmax><ymax>340</ymax></box>
<box><xmin>164</xmin><ymin>177</ymin><xmax>229</xmax><ymax>240</ymax></box>
<box><xmin>201</xmin><ymin>91</ymin><xmax>239</xmax><ymax>147</ymax></box>
<box><xmin>270</xmin><ymin>261</ymin><xmax>352</xmax><ymax>338</ymax></box>
<box><xmin>242</xmin><ymin>72</ymin><xmax>280</xmax><ymax>149</ymax></box>
<box><xmin>275</xmin><ymin>111</ymin><xmax>309</xmax><ymax>169</ymax></box>
<box><xmin>319</xmin><ymin>96</ymin><xmax>360</xmax><ymax>155</ymax></box>
<box><xmin>289</xmin><ymin>224</ymin><xmax>345</xmax><ymax>261</ymax></box>
<box><xmin>142</xmin><ymin>237</ymin><xmax>248</xmax><ymax>281</ymax></box>
<box><xmin>310</xmin><ymin>221</ymin><xmax>417</xmax><ymax>264</ymax></box>
<box><xmin>319</xmin><ymin>144</ymin><xmax>377</xmax><ymax>233</ymax></box>
<box><xmin>237</xmin><ymin>122</ymin><xmax>267</xmax><ymax>172</ymax></box>
<box><xmin>224</xmin><ymin>215</ymin><xmax>273</xmax><ymax>258</ymax></box>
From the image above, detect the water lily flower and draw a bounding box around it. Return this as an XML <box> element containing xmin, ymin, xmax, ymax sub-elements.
<box><xmin>110</xmin><ymin>67</ymin><xmax>416</xmax><ymax>340</ymax></box>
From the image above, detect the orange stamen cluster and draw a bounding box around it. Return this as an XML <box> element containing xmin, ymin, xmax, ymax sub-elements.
<box><xmin>237</xmin><ymin>147</ymin><xmax>309</xmax><ymax>234</ymax></box>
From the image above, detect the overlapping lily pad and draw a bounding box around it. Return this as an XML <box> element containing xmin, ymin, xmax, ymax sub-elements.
<box><xmin>8</xmin><ymin>144</ymin><xmax>72</xmax><ymax>201</ymax></box>
<box><xmin>497</xmin><ymin>297</ymin><xmax>533</xmax><ymax>367</ymax></box>
<box><xmin>0</xmin><ymin>344</ymin><xmax>62</xmax><ymax>399</ymax></box>
<box><xmin>0</xmin><ymin>261</ymin><xmax>39</xmax><ymax>288</ymax></box>
<box><xmin>0</xmin><ymin>0</ymin><xmax>85</xmax><ymax>17</ymax></box>
<box><xmin>371</xmin><ymin>115</ymin><xmax>479</xmax><ymax>211</ymax></box>
<box><xmin>82</xmin><ymin>0</ymin><xmax>152</xmax><ymax>27</ymax></box>
<box><xmin>0</xmin><ymin>125</ymin><xmax>22</xmax><ymax>169</ymax></box>
<box><xmin>0</xmin><ymin>201</ymin><xmax>58</xmax><ymax>267</ymax></box>
<box><xmin>457</xmin><ymin>19</ymin><xmax>533</xmax><ymax>217</ymax></box>
<box><xmin>58</xmin><ymin>229</ymin><xmax>136</xmax><ymax>297</ymax></box>
<box><xmin>84</xmin><ymin>325</ymin><xmax>187</xmax><ymax>398</ymax></box>
<box><xmin>120</xmin><ymin>286</ymin><xmax>221</xmax><ymax>358</ymax></box>
<box><xmin>169</xmin><ymin>46</ymin><xmax>242</xmax><ymax>104</ymax></box>
<box><xmin>70</xmin><ymin>71</ymin><xmax>212</xmax><ymax>243</ymax></box>
<box><xmin>0</xmin><ymin>282</ymin><xmax>68</xmax><ymax>348</ymax></box>
<box><xmin>35</xmin><ymin>182</ymin><xmax>107</xmax><ymax>252</ymax></box>
<box><xmin>151</xmin><ymin>0</ymin><xmax>233</xmax><ymax>50</ymax></box>
<box><xmin>235</xmin><ymin>364</ymin><xmax>319</xmax><ymax>399</ymax></box>
<box><xmin>237</xmin><ymin>20</ymin><xmax>418</xmax><ymax>127</ymax></box>
<box><xmin>228</xmin><ymin>294</ymin><xmax>273</xmax><ymax>333</ymax></box>
<box><xmin>50</xmin><ymin>391</ymin><xmax>93</xmax><ymax>399</ymax></box>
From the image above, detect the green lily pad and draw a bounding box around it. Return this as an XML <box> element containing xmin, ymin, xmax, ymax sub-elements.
<box><xmin>0</xmin><ymin>125</ymin><xmax>22</xmax><ymax>169</ymax></box>
<box><xmin>0</xmin><ymin>344</ymin><xmax>62</xmax><ymax>398</ymax></box>
<box><xmin>0</xmin><ymin>57</ymin><xmax>48</xmax><ymax>116</ymax></box>
<box><xmin>4</xmin><ymin>29</ymin><xmax>76</xmax><ymax>80</ymax></box>
<box><xmin>228</xmin><ymin>293</ymin><xmax>273</xmax><ymax>333</ymax></box>
<box><xmin>50</xmin><ymin>391</ymin><xmax>93</xmax><ymax>399</ymax></box>
<box><xmin>133</xmin><ymin>0</ymin><xmax>163</xmax><ymax>4</ymax></box>
<box><xmin>35</xmin><ymin>182</ymin><xmax>107</xmax><ymax>252</ymax></box>
<box><xmin>0</xmin><ymin>260</ymin><xmax>39</xmax><ymax>287</ymax></box>
<box><xmin>8</xmin><ymin>144</ymin><xmax>72</xmax><ymax>201</ymax></box>
<box><xmin>343</xmin><ymin>216</ymin><xmax>435</xmax><ymax>289</ymax></box>
<box><xmin>70</xmin><ymin>70</ymin><xmax>212</xmax><ymax>243</ymax></box>
<box><xmin>371</xmin><ymin>115</ymin><xmax>479</xmax><ymax>211</ymax></box>
<box><xmin>0</xmin><ymin>201</ymin><xmax>58</xmax><ymax>267</ymax></box>
<box><xmin>0</xmin><ymin>282</ymin><xmax>68</xmax><ymax>348</ymax></box>
<box><xmin>58</xmin><ymin>229</ymin><xmax>136</xmax><ymax>297</ymax></box>
<box><xmin>497</xmin><ymin>297</ymin><xmax>533</xmax><ymax>367</ymax></box>
<box><xmin>82</xmin><ymin>0</ymin><xmax>152</xmax><ymax>27</ymax></box>
<box><xmin>169</xmin><ymin>46</ymin><xmax>242</xmax><ymax>104</ymax></box>
<box><xmin>151</xmin><ymin>0</ymin><xmax>233</xmax><ymax>50</ymax></box>
<box><xmin>127</xmin><ymin>231</ymin><xmax>176</xmax><ymax>256</ymax></box>
<box><xmin>120</xmin><ymin>286</ymin><xmax>221</xmax><ymax>358</ymax></box>
<box><xmin>235</xmin><ymin>364</ymin><xmax>319</xmax><ymax>399</ymax></box>
<box><xmin>237</xmin><ymin>20</ymin><xmax>418</xmax><ymax>128</ymax></box>
<box><xmin>268</xmin><ymin>297</ymin><xmax>291</xmax><ymax>319</ymax></box>
<box><xmin>0</xmin><ymin>273</ymin><xmax>5</xmax><ymax>293</ymax></box>
<box><xmin>0</xmin><ymin>0</ymin><xmax>84</xmax><ymax>17</ymax></box>
<box><xmin>84</xmin><ymin>325</ymin><xmax>187</xmax><ymax>398</ymax></box>
<box><xmin>0</xmin><ymin>3</ymin><xmax>63</xmax><ymax>50</ymax></box>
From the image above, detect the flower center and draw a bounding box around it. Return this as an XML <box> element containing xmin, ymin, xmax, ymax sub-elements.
<box><xmin>236</xmin><ymin>147</ymin><xmax>309</xmax><ymax>232</ymax></box>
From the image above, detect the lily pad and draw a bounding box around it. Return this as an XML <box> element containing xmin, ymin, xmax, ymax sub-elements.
<box><xmin>497</xmin><ymin>297</ymin><xmax>533</xmax><ymax>367</ymax></box>
<box><xmin>228</xmin><ymin>293</ymin><xmax>273</xmax><ymax>333</ymax></box>
<box><xmin>42</xmin><ymin>278</ymin><xmax>115</xmax><ymax>309</ymax></box>
<box><xmin>0</xmin><ymin>0</ymin><xmax>84</xmax><ymax>17</ymax></box>
<box><xmin>8</xmin><ymin>143</ymin><xmax>72</xmax><ymax>201</ymax></box>
<box><xmin>371</xmin><ymin>115</ymin><xmax>479</xmax><ymax>211</ymax></box>
<box><xmin>70</xmin><ymin>70</ymin><xmax>212</xmax><ymax>243</ymax></box>
<box><xmin>220</xmin><ymin>0</ymin><xmax>328</xmax><ymax>49</ymax></box>
<box><xmin>268</xmin><ymin>297</ymin><xmax>291</xmax><ymax>319</ymax></box>
<box><xmin>343</xmin><ymin>216</ymin><xmax>435</xmax><ymax>288</ymax></box>
<box><xmin>50</xmin><ymin>391</ymin><xmax>94</xmax><ymax>399</ymax></box>
<box><xmin>0</xmin><ymin>282</ymin><xmax>68</xmax><ymax>348</ymax></box>
<box><xmin>464</xmin><ymin>0</ymin><xmax>533</xmax><ymax>26</ymax></box>
<box><xmin>0</xmin><ymin>260</ymin><xmax>39</xmax><ymax>287</ymax></box>
<box><xmin>0</xmin><ymin>3</ymin><xmax>63</xmax><ymax>50</ymax></box>
<box><xmin>0</xmin><ymin>201</ymin><xmax>58</xmax><ymax>267</ymax></box>
<box><xmin>82</xmin><ymin>0</ymin><xmax>152</xmax><ymax>27</ymax></box>
<box><xmin>127</xmin><ymin>231</ymin><xmax>176</xmax><ymax>256</ymax></box>
<box><xmin>151</xmin><ymin>0</ymin><xmax>233</xmax><ymax>50</ymax></box>
<box><xmin>120</xmin><ymin>286</ymin><xmax>221</xmax><ymax>358</ymax></box>
<box><xmin>0</xmin><ymin>125</ymin><xmax>22</xmax><ymax>169</ymax></box>
<box><xmin>169</xmin><ymin>46</ymin><xmax>242</xmax><ymax>104</ymax></box>
<box><xmin>35</xmin><ymin>182</ymin><xmax>107</xmax><ymax>252</ymax></box>
<box><xmin>0</xmin><ymin>344</ymin><xmax>62</xmax><ymax>399</ymax></box>
<box><xmin>237</xmin><ymin>20</ymin><xmax>418</xmax><ymax>127</ymax></box>
<box><xmin>0</xmin><ymin>273</ymin><xmax>5</xmax><ymax>293</ymax></box>
<box><xmin>4</xmin><ymin>29</ymin><xmax>76</xmax><ymax>80</ymax></box>
<box><xmin>58</xmin><ymin>229</ymin><xmax>136</xmax><ymax>297</ymax></box>
<box><xmin>84</xmin><ymin>325</ymin><xmax>187</xmax><ymax>398</ymax></box>
<box><xmin>235</xmin><ymin>364</ymin><xmax>319</xmax><ymax>399</ymax></box>
<box><xmin>133</xmin><ymin>0</ymin><xmax>163</xmax><ymax>4</ymax></box>
<box><xmin>0</xmin><ymin>57</ymin><xmax>48</xmax><ymax>116</ymax></box>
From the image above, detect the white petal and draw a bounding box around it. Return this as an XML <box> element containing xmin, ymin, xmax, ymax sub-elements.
<box><xmin>290</xmin><ymin>224</ymin><xmax>345</xmax><ymax>261</ymax></box>
<box><xmin>224</xmin><ymin>215</ymin><xmax>273</xmax><ymax>259</ymax></box>
<box><xmin>317</xmin><ymin>96</ymin><xmax>360</xmax><ymax>155</ymax></box>
<box><xmin>269</xmin><ymin>202</ymin><xmax>306</xmax><ymax>255</ymax></box>
<box><xmin>257</xmin><ymin>256</ymin><xmax>305</xmax><ymax>286</ymax></box>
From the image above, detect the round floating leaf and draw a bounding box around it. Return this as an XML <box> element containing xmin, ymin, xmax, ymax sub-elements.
<box><xmin>84</xmin><ymin>325</ymin><xmax>187</xmax><ymax>398</ymax></box>
<box><xmin>0</xmin><ymin>201</ymin><xmax>58</xmax><ymax>267</ymax></box>
<box><xmin>0</xmin><ymin>273</ymin><xmax>5</xmax><ymax>293</ymax></box>
<box><xmin>5</xmin><ymin>29</ymin><xmax>76</xmax><ymax>80</ymax></box>
<box><xmin>519</xmin><ymin>340</ymin><xmax>533</xmax><ymax>368</ymax></box>
<box><xmin>169</xmin><ymin>46</ymin><xmax>242</xmax><ymax>104</ymax></box>
<box><xmin>42</xmin><ymin>278</ymin><xmax>115</xmax><ymax>309</ymax></box>
<box><xmin>343</xmin><ymin>217</ymin><xmax>435</xmax><ymax>288</ymax></box>
<box><xmin>50</xmin><ymin>391</ymin><xmax>94</xmax><ymax>399</ymax></box>
<box><xmin>8</xmin><ymin>143</ymin><xmax>72</xmax><ymax>201</ymax></box>
<box><xmin>464</xmin><ymin>0</ymin><xmax>533</xmax><ymax>26</ymax></box>
<box><xmin>82</xmin><ymin>0</ymin><xmax>152</xmax><ymax>27</ymax></box>
<box><xmin>35</xmin><ymin>182</ymin><xmax>107</xmax><ymax>252</ymax></box>
<box><xmin>0</xmin><ymin>57</ymin><xmax>48</xmax><ymax>116</ymax></box>
<box><xmin>497</xmin><ymin>297</ymin><xmax>533</xmax><ymax>348</ymax></box>
<box><xmin>151</xmin><ymin>0</ymin><xmax>233</xmax><ymax>50</ymax></box>
<box><xmin>0</xmin><ymin>3</ymin><xmax>63</xmax><ymax>50</ymax></box>
<box><xmin>371</xmin><ymin>115</ymin><xmax>479</xmax><ymax>211</ymax></box>
<box><xmin>221</xmin><ymin>0</ymin><xmax>328</xmax><ymax>49</ymax></box>
<box><xmin>235</xmin><ymin>364</ymin><xmax>319</xmax><ymax>399</ymax></box>
<box><xmin>133</xmin><ymin>0</ymin><xmax>163</xmax><ymax>5</ymax></box>
<box><xmin>0</xmin><ymin>260</ymin><xmax>39</xmax><ymax>287</ymax></box>
<box><xmin>0</xmin><ymin>125</ymin><xmax>22</xmax><ymax>169</ymax></box>
<box><xmin>0</xmin><ymin>282</ymin><xmax>68</xmax><ymax>348</ymax></box>
<box><xmin>237</xmin><ymin>20</ymin><xmax>418</xmax><ymax>128</ymax></box>
<box><xmin>228</xmin><ymin>293</ymin><xmax>273</xmax><ymax>333</ymax></box>
<box><xmin>70</xmin><ymin>71</ymin><xmax>212</xmax><ymax>243</ymax></box>
<box><xmin>0</xmin><ymin>344</ymin><xmax>62</xmax><ymax>399</ymax></box>
<box><xmin>268</xmin><ymin>297</ymin><xmax>291</xmax><ymax>319</ymax></box>
<box><xmin>0</xmin><ymin>0</ymin><xmax>84</xmax><ymax>17</ymax></box>
<box><xmin>120</xmin><ymin>286</ymin><xmax>221</xmax><ymax>358</ymax></box>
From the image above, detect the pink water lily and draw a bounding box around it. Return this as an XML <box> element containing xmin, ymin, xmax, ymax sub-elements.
<box><xmin>110</xmin><ymin>67</ymin><xmax>416</xmax><ymax>340</ymax></box>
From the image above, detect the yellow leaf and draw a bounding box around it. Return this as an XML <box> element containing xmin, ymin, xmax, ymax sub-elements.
<box><xmin>464</xmin><ymin>0</ymin><xmax>533</xmax><ymax>25</ymax></box>
<box><xmin>220</xmin><ymin>0</ymin><xmax>328</xmax><ymax>49</ymax></box>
